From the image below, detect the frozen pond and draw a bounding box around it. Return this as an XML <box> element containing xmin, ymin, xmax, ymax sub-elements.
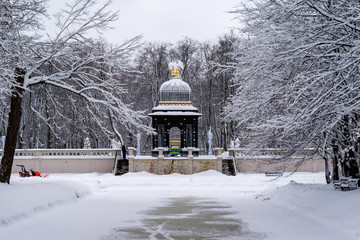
<box><xmin>103</xmin><ymin>197</ymin><xmax>261</xmax><ymax>240</ymax></box>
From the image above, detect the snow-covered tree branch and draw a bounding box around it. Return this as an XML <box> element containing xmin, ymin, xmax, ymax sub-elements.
<box><xmin>0</xmin><ymin>0</ymin><xmax>152</xmax><ymax>184</ymax></box>
<box><xmin>225</xmin><ymin>0</ymin><xmax>360</xmax><ymax>182</ymax></box>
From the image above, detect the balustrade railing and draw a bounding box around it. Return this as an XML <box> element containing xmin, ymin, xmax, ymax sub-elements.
<box><xmin>0</xmin><ymin>148</ymin><xmax>121</xmax><ymax>157</ymax></box>
<box><xmin>228</xmin><ymin>148</ymin><xmax>319</xmax><ymax>157</ymax></box>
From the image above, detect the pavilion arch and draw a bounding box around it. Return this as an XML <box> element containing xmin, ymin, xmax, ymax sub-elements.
<box><xmin>169</xmin><ymin>126</ymin><xmax>181</xmax><ymax>150</ymax></box>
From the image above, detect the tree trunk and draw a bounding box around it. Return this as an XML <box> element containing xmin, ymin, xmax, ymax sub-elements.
<box><xmin>0</xmin><ymin>68</ymin><xmax>25</xmax><ymax>184</ymax></box>
<box><xmin>324</xmin><ymin>156</ymin><xmax>331</xmax><ymax>184</ymax></box>
<box><xmin>45</xmin><ymin>96</ymin><xmax>51</xmax><ymax>148</ymax></box>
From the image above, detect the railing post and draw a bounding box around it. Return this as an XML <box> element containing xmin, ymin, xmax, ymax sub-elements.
<box><xmin>187</xmin><ymin>147</ymin><xmax>194</xmax><ymax>158</ymax></box>
<box><xmin>214</xmin><ymin>148</ymin><xmax>223</xmax><ymax>173</ymax></box>
<box><xmin>33</xmin><ymin>150</ymin><xmax>41</xmax><ymax>156</ymax></box>
<box><xmin>228</xmin><ymin>148</ymin><xmax>234</xmax><ymax>157</ymax></box>
<box><xmin>128</xmin><ymin>147</ymin><xmax>135</xmax><ymax>157</ymax></box>
<box><xmin>187</xmin><ymin>147</ymin><xmax>194</xmax><ymax>174</ymax></box>
<box><xmin>158</xmin><ymin>147</ymin><xmax>164</xmax><ymax>159</ymax></box>
<box><xmin>127</xmin><ymin>147</ymin><xmax>136</xmax><ymax>172</ymax></box>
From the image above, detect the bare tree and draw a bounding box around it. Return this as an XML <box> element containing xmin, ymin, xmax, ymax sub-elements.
<box><xmin>225</xmin><ymin>0</ymin><xmax>360</xmax><ymax>182</ymax></box>
<box><xmin>135</xmin><ymin>42</ymin><xmax>170</xmax><ymax>107</ymax></box>
<box><xmin>0</xmin><ymin>0</ymin><xmax>152</xmax><ymax>184</ymax></box>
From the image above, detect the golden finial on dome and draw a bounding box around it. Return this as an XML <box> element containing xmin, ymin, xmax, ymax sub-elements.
<box><xmin>168</xmin><ymin>60</ymin><xmax>184</xmax><ymax>77</ymax></box>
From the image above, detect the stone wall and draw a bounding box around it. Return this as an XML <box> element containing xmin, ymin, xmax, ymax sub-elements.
<box><xmin>234</xmin><ymin>157</ymin><xmax>327</xmax><ymax>173</ymax></box>
<box><xmin>228</xmin><ymin>148</ymin><xmax>329</xmax><ymax>173</ymax></box>
<box><xmin>4</xmin><ymin>149</ymin><xmax>119</xmax><ymax>173</ymax></box>
<box><xmin>4</xmin><ymin>147</ymin><xmax>328</xmax><ymax>174</ymax></box>
<box><xmin>11</xmin><ymin>157</ymin><xmax>115</xmax><ymax>173</ymax></box>
<box><xmin>128</xmin><ymin>157</ymin><xmax>222</xmax><ymax>175</ymax></box>
<box><xmin>127</xmin><ymin>147</ymin><xmax>222</xmax><ymax>174</ymax></box>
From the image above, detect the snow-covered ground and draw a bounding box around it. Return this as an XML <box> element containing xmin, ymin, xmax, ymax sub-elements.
<box><xmin>0</xmin><ymin>171</ymin><xmax>359</xmax><ymax>240</ymax></box>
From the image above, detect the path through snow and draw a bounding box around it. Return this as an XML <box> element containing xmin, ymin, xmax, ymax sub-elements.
<box><xmin>0</xmin><ymin>171</ymin><xmax>359</xmax><ymax>240</ymax></box>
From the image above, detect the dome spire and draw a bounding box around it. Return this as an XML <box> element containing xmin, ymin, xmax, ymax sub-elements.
<box><xmin>168</xmin><ymin>60</ymin><xmax>184</xmax><ymax>77</ymax></box>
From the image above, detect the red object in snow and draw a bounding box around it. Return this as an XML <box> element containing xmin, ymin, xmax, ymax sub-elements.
<box><xmin>16</xmin><ymin>164</ymin><xmax>49</xmax><ymax>178</ymax></box>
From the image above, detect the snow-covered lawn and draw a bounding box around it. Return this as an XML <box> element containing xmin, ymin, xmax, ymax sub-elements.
<box><xmin>0</xmin><ymin>171</ymin><xmax>359</xmax><ymax>240</ymax></box>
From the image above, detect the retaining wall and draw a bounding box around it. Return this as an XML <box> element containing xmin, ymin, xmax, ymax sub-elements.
<box><xmin>1</xmin><ymin>147</ymin><xmax>328</xmax><ymax>174</ymax></box>
<box><xmin>2</xmin><ymin>149</ymin><xmax>120</xmax><ymax>173</ymax></box>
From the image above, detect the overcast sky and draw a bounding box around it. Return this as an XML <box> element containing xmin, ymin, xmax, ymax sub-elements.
<box><xmin>46</xmin><ymin>0</ymin><xmax>241</xmax><ymax>44</ymax></box>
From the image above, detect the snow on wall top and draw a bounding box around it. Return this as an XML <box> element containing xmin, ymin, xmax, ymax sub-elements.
<box><xmin>148</xmin><ymin>111</ymin><xmax>201</xmax><ymax>116</ymax></box>
<box><xmin>152</xmin><ymin>104</ymin><xmax>198</xmax><ymax>111</ymax></box>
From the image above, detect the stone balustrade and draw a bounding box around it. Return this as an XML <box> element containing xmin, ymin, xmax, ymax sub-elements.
<box><xmin>2</xmin><ymin>148</ymin><xmax>121</xmax><ymax>174</ymax></box>
<box><xmin>126</xmin><ymin>147</ymin><xmax>222</xmax><ymax>174</ymax></box>
<box><xmin>0</xmin><ymin>148</ymin><xmax>120</xmax><ymax>157</ymax></box>
<box><xmin>226</xmin><ymin>148</ymin><xmax>327</xmax><ymax>173</ymax></box>
<box><xmin>1</xmin><ymin>147</ymin><xmax>326</xmax><ymax>175</ymax></box>
<box><xmin>227</xmin><ymin>148</ymin><xmax>318</xmax><ymax>157</ymax></box>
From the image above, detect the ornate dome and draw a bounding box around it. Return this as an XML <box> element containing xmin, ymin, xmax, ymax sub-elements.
<box><xmin>159</xmin><ymin>77</ymin><xmax>191</xmax><ymax>102</ymax></box>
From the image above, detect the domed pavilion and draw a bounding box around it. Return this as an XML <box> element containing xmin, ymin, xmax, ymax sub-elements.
<box><xmin>149</xmin><ymin>61</ymin><xmax>201</xmax><ymax>156</ymax></box>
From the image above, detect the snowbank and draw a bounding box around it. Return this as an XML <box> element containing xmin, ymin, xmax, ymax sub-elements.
<box><xmin>265</xmin><ymin>181</ymin><xmax>360</xmax><ymax>239</ymax></box>
<box><xmin>0</xmin><ymin>178</ymin><xmax>91</xmax><ymax>226</ymax></box>
<box><xmin>1</xmin><ymin>171</ymin><xmax>359</xmax><ymax>240</ymax></box>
